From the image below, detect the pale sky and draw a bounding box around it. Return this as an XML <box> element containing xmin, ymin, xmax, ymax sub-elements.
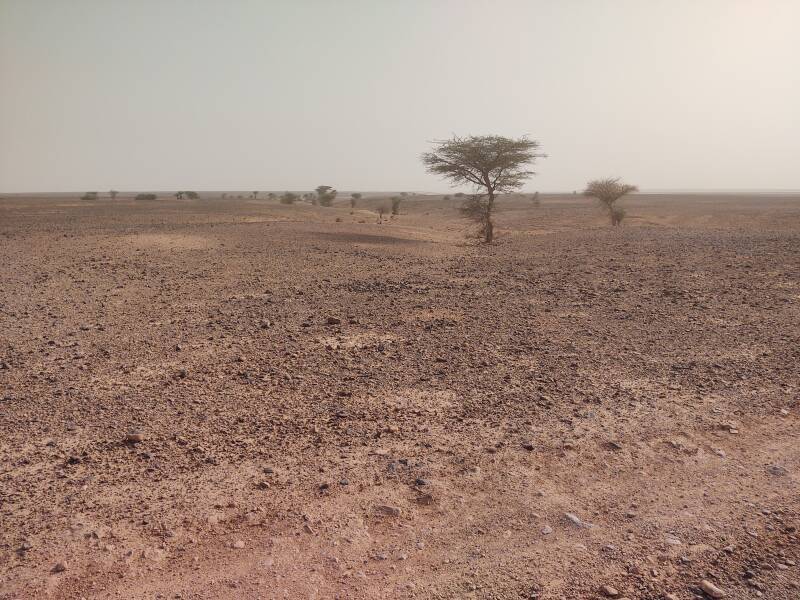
<box><xmin>1</xmin><ymin>0</ymin><xmax>798</xmax><ymax>193</ymax></box>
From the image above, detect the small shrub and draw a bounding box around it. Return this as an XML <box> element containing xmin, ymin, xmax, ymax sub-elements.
<box><xmin>390</xmin><ymin>196</ymin><xmax>401</xmax><ymax>215</ymax></box>
<box><xmin>81</xmin><ymin>192</ymin><xmax>98</xmax><ymax>201</ymax></box>
<box><xmin>135</xmin><ymin>193</ymin><xmax>157</xmax><ymax>201</ymax></box>
<box><xmin>280</xmin><ymin>192</ymin><xmax>298</xmax><ymax>205</ymax></box>
<box><xmin>610</xmin><ymin>205</ymin><xmax>626</xmax><ymax>225</ymax></box>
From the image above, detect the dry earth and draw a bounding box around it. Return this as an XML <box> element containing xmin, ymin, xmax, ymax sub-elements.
<box><xmin>1</xmin><ymin>193</ymin><xmax>799</xmax><ymax>599</ymax></box>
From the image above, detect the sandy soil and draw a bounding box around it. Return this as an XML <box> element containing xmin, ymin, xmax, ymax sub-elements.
<box><xmin>1</xmin><ymin>193</ymin><xmax>799</xmax><ymax>599</ymax></box>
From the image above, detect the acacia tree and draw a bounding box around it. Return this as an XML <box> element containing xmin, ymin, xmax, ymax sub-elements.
<box><xmin>583</xmin><ymin>178</ymin><xmax>638</xmax><ymax>226</ymax></box>
<box><xmin>422</xmin><ymin>135</ymin><xmax>545</xmax><ymax>242</ymax></box>
<box><xmin>109</xmin><ymin>190</ymin><xmax>118</xmax><ymax>200</ymax></box>
<box><xmin>315</xmin><ymin>185</ymin><xmax>337</xmax><ymax>207</ymax></box>
<box><xmin>350</xmin><ymin>192</ymin><xmax>362</xmax><ymax>208</ymax></box>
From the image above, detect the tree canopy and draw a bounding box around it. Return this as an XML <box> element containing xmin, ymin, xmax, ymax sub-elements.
<box><xmin>421</xmin><ymin>135</ymin><xmax>545</xmax><ymax>196</ymax></box>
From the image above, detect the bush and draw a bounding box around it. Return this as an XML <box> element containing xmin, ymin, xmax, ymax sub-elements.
<box><xmin>135</xmin><ymin>193</ymin><xmax>157</xmax><ymax>201</ymax></box>
<box><xmin>610</xmin><ymin>205</ymin><xmax>626</xmax><ymax>226</ymax></box>
<box><xmin>391</xmin><ymin>196</ymin><xmax>401</xmax><ymax>215</ymax></box>
<box><xmin>315</xmin><ymin>185</ymin><xmax>337</xmax><ymax>207</ymax></box>
<box><xmin>81</xmin><ymin>192</ymin><xmax>98</xmax><ymax>201</ymax></box>
<box><xmin>280</xmin><ymin>192</ymin><xmax>298</xmax><ymax>205</ymax></box>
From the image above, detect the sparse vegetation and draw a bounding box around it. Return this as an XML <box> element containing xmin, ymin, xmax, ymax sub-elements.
<box><xmin>185</xmin><ymin>191</ymin><xmax>199</xmax><ymax>200</ymax></box>
<box><xmin>391</xmin><ymin>196</ymin><xmax>402</xmax><ymax>215</ymax></box>
<box><xmin>109</xmin><ymin>190</ymin><xmax>118</xmax><ymax>200</ymax></box>
<box><xmin>81</xmin><ymin>192</ymin><xmax>98</xmax><ymax>201</ymax></box>
<box><xmin>531</xmin><ymin>191</ymin><xmax>540</xmax><ymax>206</ymax></box>
<box><xmin>135</xmin><ymin>193</ymin><xmax>157</xmax><ymax>201</ymax></box>
<box><xmin>175</xmin><ymin>191</ymin><xmax>184</xmax><ymax>200</ymax></box>
<box><xmin>280</xmin><ymin>191</ymin><xmax>299</xmax><ymax>205</ymax></box>
<box><xmin>350</xmin><ymin>192</ymin><xmax>362</xmax><ymax>208</ymax></box>
<box><xmin>315</xmin><ymin>185</ymin><xmax>337</xmax><ymax>207</ymax></box>
<box><xmin>422</xmin><ymin>135</ymin><xmax>545</xmax><ymax>243</ymax></box>
<box><xmin>583</xmin><ymin>177</ymin><xmax>638</xmax><ymax>226</ymax></box>
<box><xmin>251</xmin><ymin>191</ymin><xmax>259</xmax><ymax>199</ymax></box>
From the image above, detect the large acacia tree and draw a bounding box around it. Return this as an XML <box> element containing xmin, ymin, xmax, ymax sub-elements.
<box><xmin>422</xmin><ymin>135</ymin><xmax>545</xmax><ymax>242</ymax></box>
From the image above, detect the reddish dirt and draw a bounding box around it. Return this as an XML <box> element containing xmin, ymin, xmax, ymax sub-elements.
<box><xmin>1</xmin><ymin>193</ymin><xmax>799</xmax><ymax>599</ymax></box>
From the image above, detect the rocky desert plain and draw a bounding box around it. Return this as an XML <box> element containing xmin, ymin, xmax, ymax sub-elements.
<box><xmin>0</xmin><ymin>192</ymin><xmax>798</xmax><ymax>599</ymax></box>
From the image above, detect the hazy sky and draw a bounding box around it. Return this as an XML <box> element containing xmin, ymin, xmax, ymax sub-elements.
<box><xmin>1</xmin><ymin>0</ymin><xmax>798</xmax><ymax>193</ymax></box>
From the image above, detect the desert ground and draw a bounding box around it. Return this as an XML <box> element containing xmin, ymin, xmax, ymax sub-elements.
<box><xmin>1</xmin><ymin>193</ymin><xmax>798</xmax><ymax>600</ymax></box>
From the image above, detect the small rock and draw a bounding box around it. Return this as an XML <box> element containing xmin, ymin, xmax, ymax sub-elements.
<box><xmin>600</xmin><ymin>585</ymin><xmax>620</xmax><ymax>598</ymax></box>
<box><xmin>52</xmin><ymin>561</ymin><xmax>68</xmax><ymax>573</ymax></box>
<box><xmin>232</xmin><ymin>540</ymin><xmax>245</xmax><ymax>549</ymax></box>
<box><xmin>541</xmin><ymin>525</ymin><xmax>553</xmax><ymax>535</ymax></box>
<box><xmin>699</xmin><ymin>579</ymin><xmax>725</xmax><ymax>598</ymax></box>
<box><xmin>374</xmin><ymin>504</ymin><xmax>402</xmax><ymax>517</ymax></box>
<box><xmin>768</xmin><ymin>465</ymin><xmax>788</xmax><ymax>476</ymax></box>
<box><xmin>521</xmin><ymin>441</ymin><xmax>535</xmax><ymax>451</ymax></box>
<box><xmin>414</xmin><ymin>477</ymin><xmax>430</xmax><ymax>486</ymax></box>
<box><xmin>325</xmin><ymin>317</ymin><xmax>341</xmax><ymax>325</ymax></box>
<box><xmin>125</xmin><ymin>431</ymin><xmax>144</xmax><ymax>444</ymax></box>
<box><xmin>564</xmin><ymin>512</ymin><xmax>590</xmax><ymax>528</ymax></box>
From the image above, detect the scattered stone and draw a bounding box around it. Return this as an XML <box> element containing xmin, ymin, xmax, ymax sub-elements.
<box><xmin>521</xmin><ymin>441</ymin><xmax>535</xmax><ymax>451</ymax></box>
<box><xmin>125</xmin><ymin>431</ymin><xmax>144</xmax><ymax>444</ymax></box>
<box><xmin>664</xmin><ymin>535</ymin><xmax>682</xmax><ymax>546</ymax></box>
<box><xmin>303</xmin><ymin>523</ymin><xmax>315</xmax><ymax>534</ymax></box>
<box><xmin>51</xmin><ymin>561</ymin><xmax>68</xmax><ymax>573</ymax></box>
<box><xmin>768</xmin><ymin>465</ymin><xmax>788</xmax><ymax>476</ymax></box>
<box><xmin>17</xmin><ymin>540</ymin><xmax>33</xmax><ymax>554</ymax></box>
<box><xmin>374</xmin><ymin>504</ymin><xmax>402</xmax><ymax>517</ymax></box>
<box><xmin>414</xmin><ymin>477</ymin><xmax>430</xmax><ymax>486</ymax></box>
<box><xmin>699</xmin><ymin>579</ymin><xmax>725</xmax><ymax>598</ymax></box>
<box><xmin>664</xmin><ymin>594</ymin><xmax>679</xmax><ymax>600</ymax></box>
<box><xmin>601</xmin><ymin>585</ymin><xmax>620</xmax><ymax>597</ymax></box>
<box><xmin>564</xmin><ymin>513</ymin><xmax>590</xmax><ymax>528</ymax></box>
<box><xmin>325</xmin><ymin>317</ymin><xmax>341</xmax><ymax>325</ymax></box>
<box><xmin>541</xmin><ymin>525</ymin><xmax>553</xmax><ymax>535</ymax></box>
<box><xmin>232</xmin><ymin>540</ymin><xmax>245</xmax><ymax>549</ymax></box>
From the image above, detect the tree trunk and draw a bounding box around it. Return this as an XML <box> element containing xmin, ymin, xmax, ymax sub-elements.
<box><xmin>484</xmin><ymin>189</ymin><xmax>495</xmax><ymax>243</ymax></box>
